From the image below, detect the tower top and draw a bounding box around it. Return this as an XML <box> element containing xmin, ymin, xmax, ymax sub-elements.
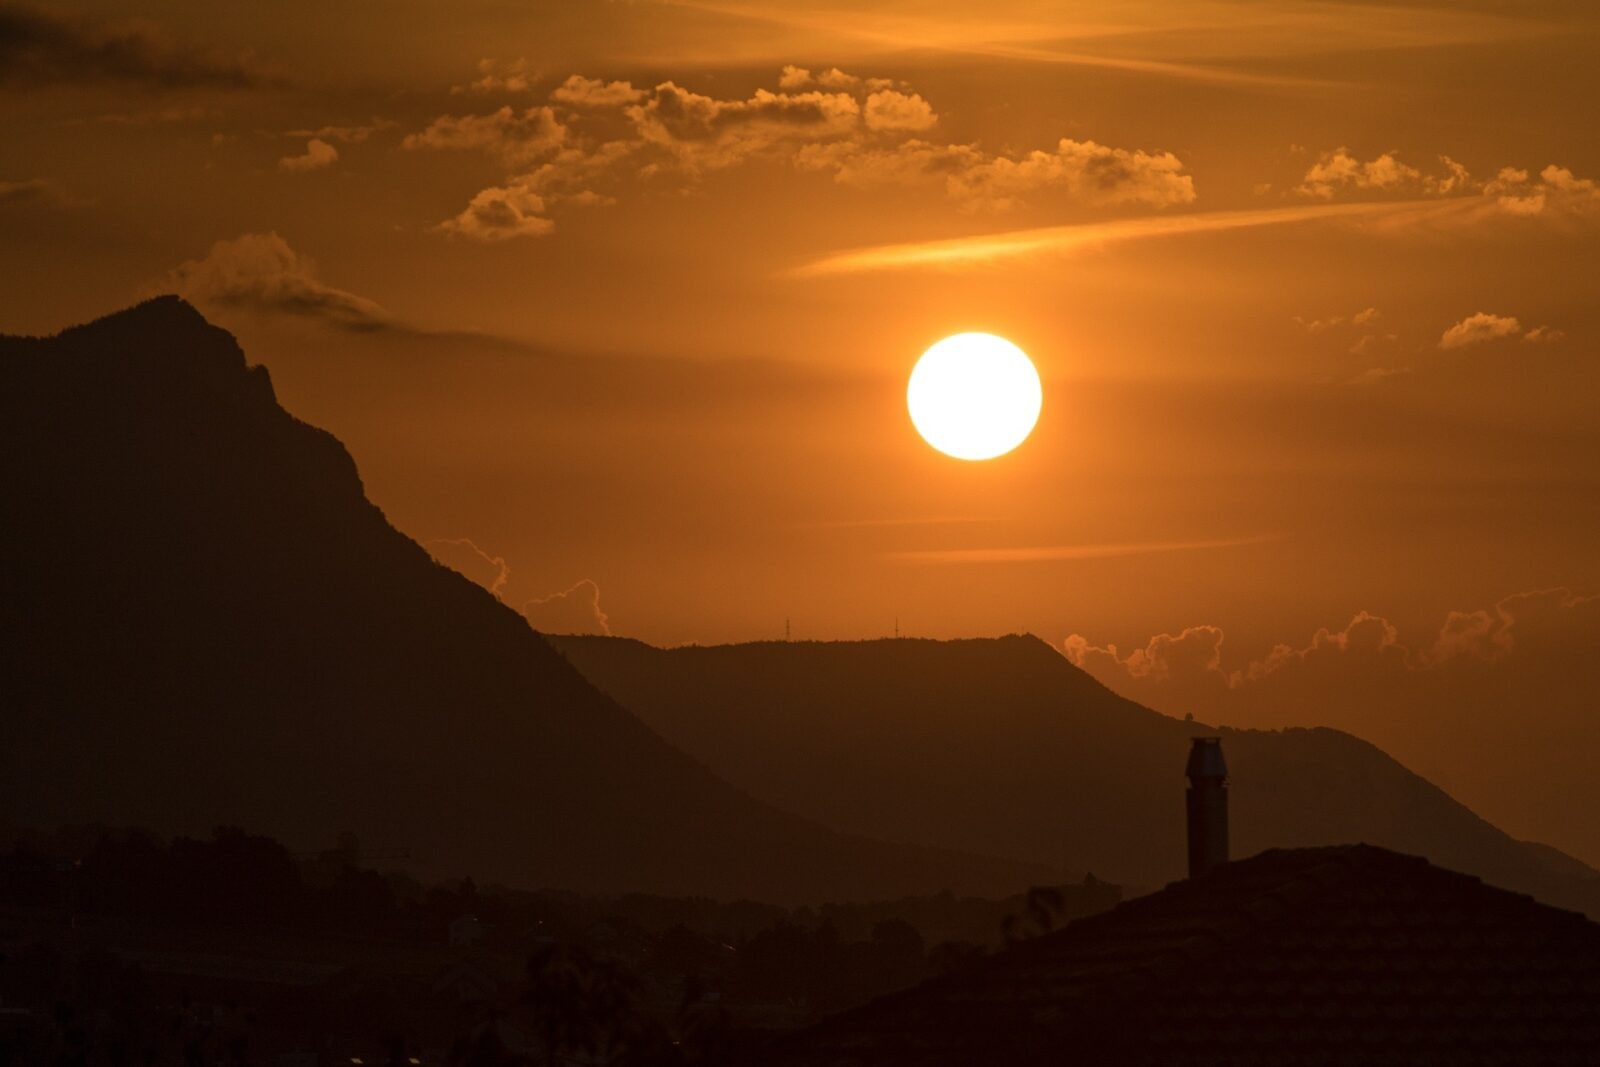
<box><xmin>1185</xmin><ymin>736</ymin><xmax>1227</xmax><ymax>781</ymax></box>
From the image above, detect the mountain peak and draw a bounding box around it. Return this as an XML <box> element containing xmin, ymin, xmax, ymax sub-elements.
<box><xmin>53</xmin><ymin>295</ymin><xmax>237</xmax><ymax>356</ymax></box>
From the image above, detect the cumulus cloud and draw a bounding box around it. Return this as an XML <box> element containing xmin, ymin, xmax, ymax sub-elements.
<box><xmin>1293</xmin><ymin>148</ymin><xmax>1600</xmax><ymax>226</ymax></box>
<box><xmin>0</xmin><ymin>2</ymin><xmax>267</xmax><ymax>89</ymax></box>
<box><xmin>454</xmin><ymin>57</ymin><xmax>537</xmax><ymax>95</ymax></box>
<box><xmin>1298</xmin><ymin>148</ymin><xmax>1470</xmax><ymax>200</ymax></box>
<box><xmin>1523</xmin><ymin>325</ymin><xmax>1565</xmax><ymax>344</ymax></box>
<box><xmin>523</xmin><ymin>579</ymin><xmax>611</xmax><ymax>636</ymax></box>
<box><xmin>862</xmin><ymin>89</ymin><xmax>937</xmax><ymax>131</ymax></box>
<box><xmin>435</xmin><ymin>181</ymin><xmax>555</xmax><ymax>241</ymax></box>
<box><xmin>778</xmin><ymin>66</ymin><xmax>890</xmax><ymax>91</ymax></box>
<box><xmin>155</xmin><ymin>232</ymin><xmax>390</xmax><ymax>330</ymax></box>
<box><xmin>402</xmin><ymin>105</ymin><xmax>566</xmax><ymax>166</ymax></box>
<box><xmin>550</xmin><ymin>74</ymin><xmax>643</xmax><ymax>108</ymax></box>
<box><xmin>1063</xmin><ymin>588</ymin><xmax>1598</xmax><ymax>712</ymax></box>
<box><xmin>425</xmin><ymin>537</ymin><xmax>511</xmax><ymax>598</ymax></box>
<box><xmin>410</xmin><ymin>65</ymin><xmax>1194</xmax><ymax>238</ymax></box>
<box><xmin>811</xmin><ymin>137</ymin><xmax>1195</xmax><ymax>211</ymax></box>
<box><xmin>278</xmin><ymin>137</ymin><xmax>337</xmax><ymax>172</ymax></box>
<box><xmin>1067</xmin><ymin>589</ymin><xmax>1600</xmax><ymax>863</ymax></box>
<box><xmin>1438</xmin><ymin>311</ymin><xmax>1522</xmax><ymax>350</ymax></box>
<box><xmin>626</xmin><ymin>82</ymin><xmax>863</xmax><ymax>172</ymax></box>
<box><xmin>1485</xmin><ymin>165</ymin><xmax>1600</xmax><ymax>217</ymax></box>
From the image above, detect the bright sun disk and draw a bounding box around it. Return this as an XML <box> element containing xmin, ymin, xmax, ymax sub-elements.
<box><xmin>907</xmin><ymin>332</ymin><xmax>1042</xmax><ymax>461</ymax></box>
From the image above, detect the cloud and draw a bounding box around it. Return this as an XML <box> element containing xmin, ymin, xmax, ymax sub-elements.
<box><xmin>1484</xmin><ymin>165</ymin><xmax>1600</xmax><ymax>217</ymax></box>
<box><xmin>421</xmin><ymin>540</ymin><xmax>612</xmax><ymax>636</ymax></box>
<box><xmin>888</xmin><ymin>534</ymin><xmax>1277</xmax><ymax>565</ymax></box>
<box><xmin>861</xmin><ymin>89</ymin><xmax>937</xmax><ymax>132</ymax></box>
<box><xmin>0</xmin><ymin>2</ymin><xmax>267</xmax><ymax>89</ymax></box>
<box><xmin>0</xmin><ymin>176</ymin><xmax>83</xmax><ymax>209</ymax></box>
<box><xmin>1438</xmin><ymin>312</ymin><xmax>1521</xmax><ymax>350</ymax></box>
<box><xmin>402</xmin><ymin>105</ymin><xmax>566</xmax><ymax>167</ymax></box>
<box><xmin>1523</xmin><ymin>325</ymin><xmax>1565</xmax><ymax>344</ymax></box>
<box><xmin>278</xmin><ymin>138</ymin><xmax>338</xmax><ymax>173</ymax></box>
<box><xmin>1063</xmin><ymin>588</ymin><xmax>1599</xmax><ymax>712</ymax></box>
<box><xmin>435</xmin><ymin>181</ymin><xmax>556</xmax><ymax>241</ymax></box>
<box><xmin>155</xmin><ymin>232</ymin><xmax>391</xmax><ymax>331</ymax></box>
<box><xmin>523</xmin><ymin>579</ymin><xmax>611</xmax><ymax>636</ymax></box>
<box><xmin>793</xmin><ymin>199</ymin><xmax>1431</xmax><ymax>276</ymax></box>
<box><xmin>550</xmin><ymin>74</ymin><xmax>644</xmax><ymax>107</ymax></box>
<box><xmin>814</xmin><ymin>136</ymin><xmax>1195</xmax><ymax>212</ymax></box>
<box><xmin>413</xmin><ymin>66</ymin><xmax>1196</xmax><ymax>239</ymax></box>
<box><xmin>1066</xmin><ymin>624</ymin><xmax>1229</xmax><ymax>691</ymax></box>
<box><xmin>1345</xmin><ymin>363</ymin><xmax>1408</xmax><ymax>385</ymax></box>
<box><xmin>626</xmin><ymin>81</ymin><xmax>863</xmax><ymax>172</ymax></box>
<box><xmin>1065</xmin><ymin>588</ymin><xmax>1600</xmax><ymax>865</ymax></box>
<box><xmin>776</xmin><ymin>66</ymin><xmax>892</xmax><ymax>91</ymax></box>
<box><xmin>455</xmin><ymin>57</ymin><xmax>537</xmax><ymax>95</ymax></box>
<box><xmin>425</xmin><ymin>537</ymin><xmax>511</xmax><ymax>598</ymax></box>
<box><xmin>1297</xmin><ymin>148</ymin><xmax>1464</xmax><ymax>200</ymax></box>
<box><xmin>1295</xmin><ymin>306</ymin><xmax>1379</xmax><ymax>333</ymax></box>
<box><xmin>285</xmin><ymin>119</ymin><xmax>393</xmax><ymax>144</ymax></box>
<box><xmin>1056</xmin><ymin>591</ymin><xmax>1593</xmax><ymax>700</ymax></box>
<box><xmin>1293</xmin><ymin>149</ymin><xmax>1600</xmax><ymax>225</ymax></box>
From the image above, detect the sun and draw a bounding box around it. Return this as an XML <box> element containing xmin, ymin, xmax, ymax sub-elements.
<box><xmin>907</xmin><ymin>333</ymin><xmax>1042</xmax><ymax>461</ymax></box>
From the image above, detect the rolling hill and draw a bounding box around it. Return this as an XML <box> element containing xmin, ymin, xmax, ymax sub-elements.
<box><xmin>0</xmin><ymin>298</ymin><xmax>1046</xmax><ymax>903</ymax></box>
<box><xmin>549</xmin><ymin>633</ymin><xmax>1600</xmax><ymax>913</ymax></box>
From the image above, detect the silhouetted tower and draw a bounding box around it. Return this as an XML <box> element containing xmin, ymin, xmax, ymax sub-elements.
<box><xmin>1185</xmin><ymin>736</ymin><xmax>1229</xmax><ymax>878</ymax></box>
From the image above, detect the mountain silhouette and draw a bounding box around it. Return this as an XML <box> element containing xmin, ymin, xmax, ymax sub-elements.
<box><xmin>0</xmin><ymin>298</ymin><xmax>1047</xmax><ymax>903</ymax></box>
<box><xmin>548</xmin><ymin>634</ymin><xmax>1600</xmax><ymax>914</ymax></box>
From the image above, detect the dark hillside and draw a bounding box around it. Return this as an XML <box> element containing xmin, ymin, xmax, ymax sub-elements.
<box><xmin>550</xmin><ymin>634</ymin><xmax>1600</xmax><ymax>913</ymax></box>
<box><xmin>0</xmin><ymin>298</ymin><xmax>1043</xmax><ymax>903</ymax></box>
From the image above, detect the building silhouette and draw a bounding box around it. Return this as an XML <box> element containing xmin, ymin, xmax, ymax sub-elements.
<box><xmin>770</xmin><ymin>739</ymin><xmax>1600</xmax><ymax>1064</ymax></box>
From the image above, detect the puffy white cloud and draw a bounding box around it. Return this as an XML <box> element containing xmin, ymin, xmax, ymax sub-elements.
<box><xmin>945</xmin><ymin>138</ymin><xmax>1196</xmax><ymax>211</ymax></box>
<box><xmin>1438</xmin><ymin>311</ymin><xmax>1521</xmax><ymax>350</ymax></box>
<box><xmin>812</xmin><ymin>137</ymin><xmax>1195</xmax><ymax>211</ymax></box>
<box><xmin>550</xmin><ymin>74</ymin><xmax>643</xmax><ymax>107</ymax></box>
<box><xmin>411</xmin><ymin>66</ymin><xmax>1196</xmax><ymax>237</ymax></box>
<box><xmin>626</xmin><ymin>82</ymin><xmax>863</xmax><ymax>172</ymax></box>
<box><xmin>278</xmin><ymin>137</ymin><xmax>337</xmax><ymax>172</ymax></box>
<box><xmin>1484</xmin><ymin>164</ymin><xmax>1600</xmax><ymax>216</ymax></box>
<box><xmin>436</xmin><ymin>181</ymin><xmax>555</xmax><ymax>241</ymax></box>
<box><xmin>155</xmin><ymin>232</ymin><xmax>390</xmax><ymax>330</ymax></box>
<box><xmin>862</xmin><ymin>89</ymin><xmax>937</xmax><ymax>132</ymax></box>
<box><xmin>402</xmin><ymin>105</ymin><xmax>566</xmax><ymax>166</ymax></box>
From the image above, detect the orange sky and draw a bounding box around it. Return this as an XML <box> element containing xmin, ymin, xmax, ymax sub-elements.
<box><xmin>3</xmin><ymin>0</ymin><xmax>1598</xmax><ymax>861</ymax></box>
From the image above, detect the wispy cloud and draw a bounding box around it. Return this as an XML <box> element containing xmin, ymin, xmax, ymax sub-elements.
<box><xmin>652</xmin><ymin>1</ymin><xmax>1337</xmax><ymax>90</ymax></box>
<box><xmin>0</xmin><ymin>2</ymin><xmax>271</xmax><ymax>89</ymax></box>
<box><xmin>792</xmin><ymin>200</ymin><xmax>1437</xmax><ymax>276</ymax></box>
<box><xmin>800</xmin><ymin>515</ymin><xmax>1000</xmax><ymax>530</ymax></box>
<box><xmin>154</xmin><ymin>232</ymin><xmax>392</xmax><ymax>331</ymax></box>
<box><xmin>887</xmin><ymin>533</ymin><xmax>1278</xmax><ymax>565</ymax></box>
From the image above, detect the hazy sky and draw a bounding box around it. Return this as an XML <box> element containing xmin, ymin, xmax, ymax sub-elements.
<box><xmin>4</xmin><ymin>1</ymin><xmax>1598</xmax><ymax>858</ymax></box>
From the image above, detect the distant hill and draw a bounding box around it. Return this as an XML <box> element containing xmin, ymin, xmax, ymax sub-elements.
<box><xmin>548</xmin><ymin>634</ymin><xmax>1600</xmax><ymax>914</ymax></box>
<box><xmin>0</xmin><ymin>298</ymin><xmax>1046</xmax><ymax>903</ymax></box>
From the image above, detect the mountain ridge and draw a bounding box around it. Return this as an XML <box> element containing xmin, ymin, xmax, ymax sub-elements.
<box><xmin>548</xmin><ymin>631</ymin><xmax>1600</xmax><ymax>914</ymax></box>
<box><xmin>0</xmin><ymin>297</ymin><xmax>1047</xmax><ymax>904</ymax></box>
